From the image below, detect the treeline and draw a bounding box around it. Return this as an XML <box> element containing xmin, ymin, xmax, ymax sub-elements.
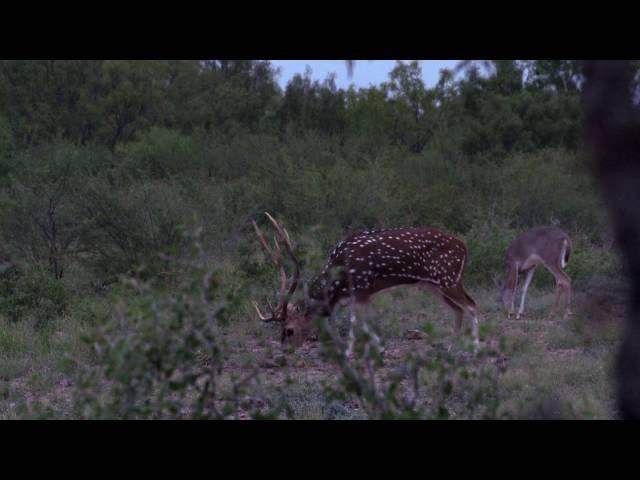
<box><xmin>0</xmin><ymin>60</ymin><xmax>583</xmax><ymax>155</ymax></box>
<box><xmin>0</xmin><ymin>60</ymin><xmax>618</xmax><ymax>303</ymax></box>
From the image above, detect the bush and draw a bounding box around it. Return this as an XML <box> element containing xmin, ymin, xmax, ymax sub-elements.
<box><xmin>0</xmin><ymin>267</ymin><xmax>68</xmax><ymax>323</ymax></box>
<box><xmin>0</xmin><ymin>143</ymin><xmax>107</xmax><ymax>280</ymax></box>
<box><xmin>72</xmin><ymin>234</ymin><xmax>280</xmax><ymax>419</ymax></box>
<box><xmin>463</xmin><ymin>213</ymin><xmax>518</xmax><ymax>285</ymax></box>
<box><xmin>475</xmin><ymin>149</ymin><xmax>607</xmax><ymax>236</ymax></box>
<box><xmin>316</xmin><ymin>308</ymin><xmax>507</xmax><ymax>419</ymax></box>
<box><xmin>118</xmin><ymin>127</ymin><xmax>207</xmax><ymax>179</ymax></box>
<box><xmin>0</xmin><ymin>114</ymin><xmax>14</xmax><ymax>164</ymax></box>
<box><xmin>564</xmin><ymin>234</ymin><xmax>620</xmax><ymax>288</ymax></box>
<box><xmin>79</xmin><ymin>177</ymin><xmax>195</xmax><ymax>280</ymax></box>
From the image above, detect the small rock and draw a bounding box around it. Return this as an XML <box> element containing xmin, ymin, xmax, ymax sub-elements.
<box><xmin>259</xmin><ymin>360</ymin><xmax>279</xmax><ymax>369</ymax></box>
<box><xmin>404</xmin><ymin>329</ymin><xmax>424</xmax><ymax>340</ymax></box>
<box><xmin>259</xmin><ymin>353</ymin><xmax>288</xmax><ymax>369</ymax></box>
<box><xmin>274</xmin><ymin>355</ymin><xmax>287</xmax><ymax>367</ymax></box>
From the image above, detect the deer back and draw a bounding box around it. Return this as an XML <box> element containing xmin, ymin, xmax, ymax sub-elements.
<box><xmin>506</xmin><ymin>225</ymin><xmax>571</xmax><ymax>269</ymax></box>
<box><xmin>309</xmin><ymin>227</ymin><xmax>469</xmax><ymax>309</ymax></box>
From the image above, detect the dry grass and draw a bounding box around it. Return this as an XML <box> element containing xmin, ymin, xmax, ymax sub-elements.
<box><xmin>220</xmin><ymin>279</ymin><xmax>623</xmax><ymax>419</ymax></box>
<box><xmin>0</xmin><ymin>277</ymin><xmax>624</xmax><ymax>419</ymax></box>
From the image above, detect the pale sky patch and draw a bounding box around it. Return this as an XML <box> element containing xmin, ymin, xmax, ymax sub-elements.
<box><xmin>270</xmin><ymin>60</ymin><xmax>460</xmax><ymax>90</ymax></box>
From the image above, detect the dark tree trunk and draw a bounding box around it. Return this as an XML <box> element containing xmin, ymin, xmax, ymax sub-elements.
<box><xmin>582</xmin><ymin>60</ymin><xmax>640</xmax><ymax>419</ymax></box>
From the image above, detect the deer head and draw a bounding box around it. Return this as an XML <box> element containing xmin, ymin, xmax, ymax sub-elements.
<box><xmin>251</xmin><ymin>212</ymin><xmax>310</xmax><ymax>345</ymax></box>
<box><xmin>498</xmin><ymin>278</ymin><xmax>513</xmax><ymax>311</ymax></box>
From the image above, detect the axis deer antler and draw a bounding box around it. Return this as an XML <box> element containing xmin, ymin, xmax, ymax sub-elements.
<box><xmin>251</xmin><ymin>212</ymin><xmax>301</xmax><ymax>325</ymax></box>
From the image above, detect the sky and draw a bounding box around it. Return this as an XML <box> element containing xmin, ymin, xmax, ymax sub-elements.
<box><xmin>270</xmin><ymin>60</ymin><xmax>460</xmax><ymax>90</ymax></box>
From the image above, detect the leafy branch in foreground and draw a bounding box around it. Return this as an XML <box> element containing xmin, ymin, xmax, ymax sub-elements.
<box><xmin>71</xmin><ymin>228</ymin><xmax>280</xmax><ymax>419</ymax></box>
<box><xmin>315</xmin><ymin>305</ymin><xmax>508</xmax><ymax>419</ymax></box>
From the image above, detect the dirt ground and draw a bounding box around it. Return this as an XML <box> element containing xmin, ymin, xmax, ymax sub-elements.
<box><xmin>219</xmin><ymin>279</ymin><xmax>625</xmax><ymax>419</ymax></box>
<box><xmin>1</xmin><ymin>278</ymin><xmax>624</xmax><ymax>419</ymax></box>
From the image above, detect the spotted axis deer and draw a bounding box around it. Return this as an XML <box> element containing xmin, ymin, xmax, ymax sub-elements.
<box><xmin>501</xmin><ymin>225</ymin><xmax>572</xmax><ymax>320</ymax></box>
<box><xmin>251</xmin><ymin>213</ymin><xmax>479</xmax><ymax>354</ymax></box>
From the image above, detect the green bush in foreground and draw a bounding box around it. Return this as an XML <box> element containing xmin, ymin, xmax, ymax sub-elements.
<box><xmin>72</xmin><ymin>232</ymin><xmax>285</xmax><ymax>419</ymax></box>
<box><xmin>0</xmin><ymin>267</ymin><xmax>68</xmax><ymax>324</ymax></box>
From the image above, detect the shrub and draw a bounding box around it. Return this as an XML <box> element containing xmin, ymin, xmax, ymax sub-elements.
<box><xmin>463</xmin><ymin>213</ymin><xmax>518</xmax><ymax>285</ymax></box>
<box><xmin>316</xmin><ymin>308</ymin><xmax>507</xmax><ymax>419</ymax></box>
<box><xmin>475</xmin><ymin>149</ymin><xmax>607</xmax><ymax>236</ymax></box>
<box><xmin>118</xmin><ymin>127</ymin><xmax>206</xmax><ymax>179</ymax></box>
<box><xmin>79</xmin><ymin>177</ymin><xmax>195</xmax><ymax>280</ymax></box>
<box><xmin>72</xmin><ymin>233</ymin><xmax>279</xmax><ymax>419</ymax></box>
<box><xmin>0</xmin><ymin>267</ymin><xmax>68</xmax><ymax>324</ymax></box>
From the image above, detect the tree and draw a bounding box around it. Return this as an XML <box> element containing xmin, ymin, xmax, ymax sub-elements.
<box><xmin>278</xmin><ymin>68</ymin><xmax>347</xmax><ymax>136</ymax></box>
<box><xmin>383</xmin><ymin>61</ymin><xmax>436</xmax><ymax>153</ymax></box>
<box><xmin>523</xmin><ymin>60</ymin><xmax>582</xmax><ymax>93</ymax></box>
<box><xmin>582</xmin><ymin>60</ymin><xmax>640</xmax><ymax>419</ymax></box>
<box><xmin>0</xmin><ymin>60</ymin><xmax>166</xmax><ymax>149</ymax></box>
<box><xmin>0</xmin><ymin>143</ymin><xmax>92</xmax><ymax>279</ymax></box>
<box><xmin>0</xmin><ymin>60</ymin><xmax>282</xmax><ymax>149</ymax></box>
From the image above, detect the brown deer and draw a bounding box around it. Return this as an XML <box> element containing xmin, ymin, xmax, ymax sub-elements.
<box><xmin>252</xmin><ymin>213</ymin><xmax>479</xmax><ymax>354</ymax></box>
<box><xmin>501</xmin><ymin>225</ymin><xmax>572</xmax><ymax>320</ymax></box>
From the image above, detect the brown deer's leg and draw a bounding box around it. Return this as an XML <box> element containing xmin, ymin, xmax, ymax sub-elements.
<box><xmin>516</xmin><ymin>267</ymin><xmax>537</xmax><ymax>320</ymax></box>
<box><xmin>503</xmin><ymin>265</ymin><xmax>520</xmax><ymax>318</ymax></box>
<box><xmin>545</xmin><ymin>264</ymin><xmax>572</xmax><ymax>320</ymax></box>
<box><xmin>564</xmin><ymin>280</ymin><xmax>573</xmax><ymax>318</ymax></box>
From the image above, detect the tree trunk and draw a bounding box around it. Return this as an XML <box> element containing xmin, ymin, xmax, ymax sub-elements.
<box><xmin>582</xmin><ymin>60</ymin><xmax>640</xmax><ymax>419</ymax></box>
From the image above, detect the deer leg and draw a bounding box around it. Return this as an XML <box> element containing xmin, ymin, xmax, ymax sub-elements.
<box><xmin>466</xmin><ymin>301</ymin><xmax>480</xmax><ymax>350</ymax></box>
<box><xmin>516</xmin><ymin>267</ymin><xmax>536</xmax><ymax>320</ymax></box>
<box><xmin>556</xmin><ymin>280</ymin><xmax>572</xmax><ymax>319</ymax></box>
<box><xmin>344</xmin><ymin>301</ymin><xmax>382</xmax><ymax>358</ymax></box>
<box><xmin>546</xmin><ymin>264</ymin><xmax>571</xmax><ymax>320</ymax></box>
<box><xmin>440</xmin><ymin>295</ymin><xmax>465</xmax><ymax>353</ymax></box>
<box><xmin>345</xmin><ymin>308</ymin><xmax>356</xmax><ymax>358</ymax></box>
<box><xmin>354</xmin><ymin>298</ymin><xmax>384</xmax><ymax>354</ymax></box>
<box><xmin>508</xmin><ymin>271</ymin><xmax>520</xmax><ymax>318</ymax></box>
<box><xmin>441</xmin><ymin>283</ymin><xmax>480</xmax><ymax>350</ymax></box>
<box><xmin>563</xmin><ymin>281</ymin><xmax>573</xmax><ymax>319</ymax></box>
<box><xmin>360</xmin><ymin>317</ymin><xmax>383</xmax><ymax>354</ymax></box>
<box><xmin>420</xmin><ymin>282</ymin><xmax>462</xmax><ymax>334</ymax></box>
<box><xmin>442</xmin><ymin>297</ymin><xmax>465</xmax><ymax>335</ymax></box>
<box><xmin>555</xmin><ymin>268</ymin><xmax>572</xmax><ymax>319</ymax></box>
<box><xmin>549</xmin><ymin>286</ymin><xmax>563</xmax><ymax>320</ymax></box>
<box><xmin>451</xmin><ymin>297</ymin><xmax>479</xmax><ymax>351</ymax></box>
<box><xmin>460</xmin><ymin>287</ymin><xmax>480</xmax><ymax>350</ymax></box>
